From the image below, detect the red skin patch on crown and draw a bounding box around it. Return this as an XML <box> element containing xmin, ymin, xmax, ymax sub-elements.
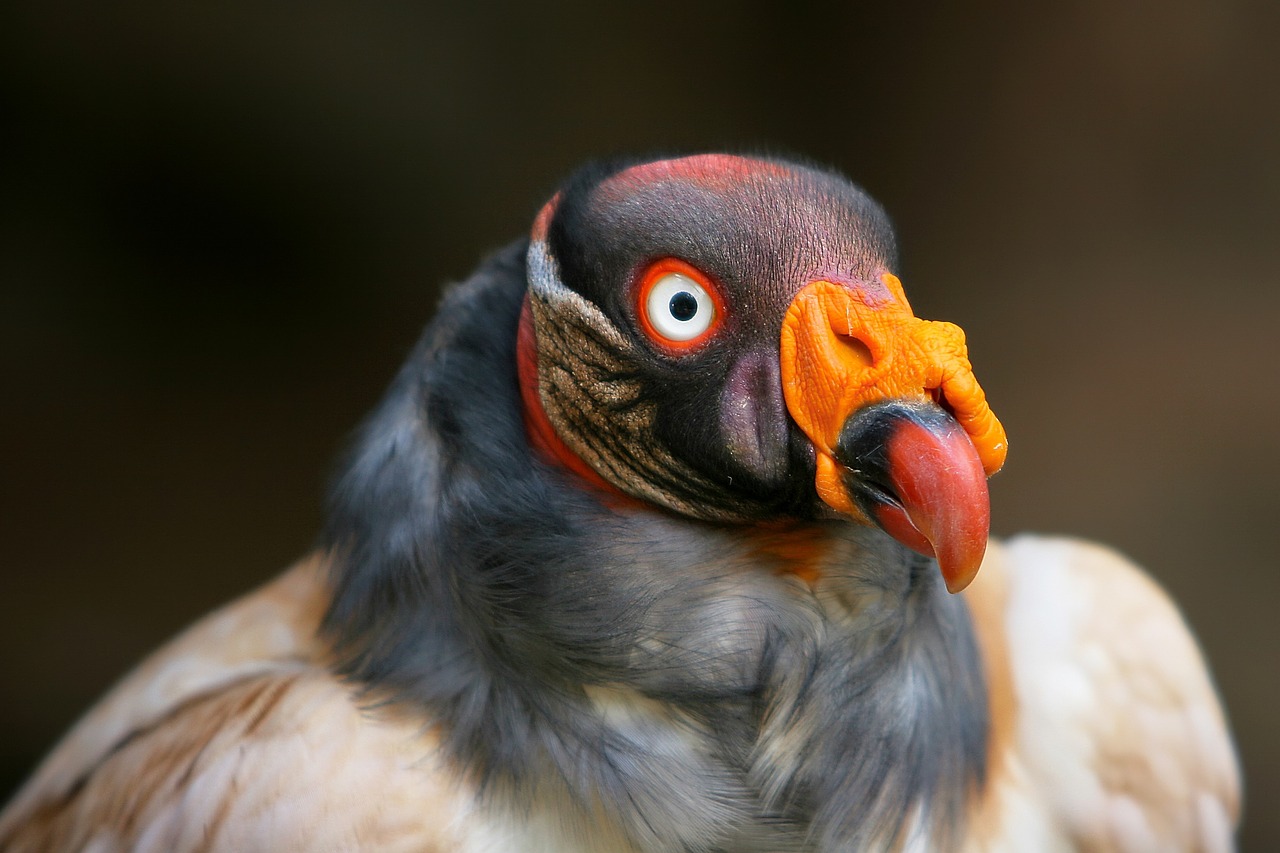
<box><xmin>601</xmin><ymin>154</ymin><xmax>793</xmax><ymax>197</ymax></box>
<box><xmin>530</xmin><ymin>193</ymin><xmax>560</xmax><ymax>242</ymax></box>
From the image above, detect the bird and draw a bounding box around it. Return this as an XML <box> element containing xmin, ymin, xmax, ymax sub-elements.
<box><xmin>0</xmin><ymin>153</ymin><xmax>1240</xmax><ymax>852</ymax></box>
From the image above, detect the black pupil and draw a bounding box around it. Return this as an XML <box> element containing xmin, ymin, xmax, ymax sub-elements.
<box><xmin>669</xmin><ymin>291</ymin><xmax>699</xmax><ymax>322</ymax></box>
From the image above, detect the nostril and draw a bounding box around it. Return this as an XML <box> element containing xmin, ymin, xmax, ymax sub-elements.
<box><xmin>834</xmin><ymin>333</ymin><xmax>874</xmax><ymax>371</ymax></box>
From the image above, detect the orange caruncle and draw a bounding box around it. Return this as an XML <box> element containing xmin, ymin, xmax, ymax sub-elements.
<box><xmin>780</xmin><ymin>275</ymin><xmax>1008</xmax><ymax>519</ymax></box>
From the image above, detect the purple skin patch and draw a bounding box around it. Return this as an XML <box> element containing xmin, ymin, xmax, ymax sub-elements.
<box><xmin>719</xmin><ymin>350</ymin><xmax>790</xmax><ymax>488</ymax></box>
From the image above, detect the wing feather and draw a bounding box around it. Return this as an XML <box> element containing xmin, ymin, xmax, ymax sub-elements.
<box><xmin>985</xmin><ymin>535</ymin><xmax>1241</xmax><ymax>852</ymax></box>
<box><xmin>0</xmin><ymin>558</ymin><xmax>469</xmax><ymax>852</ymax></box>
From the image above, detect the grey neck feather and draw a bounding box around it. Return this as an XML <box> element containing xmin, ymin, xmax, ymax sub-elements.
<box><xmin>322</xmin><ymin>242</ymin><xmax>989</xmax><ymax>852</ymax></box>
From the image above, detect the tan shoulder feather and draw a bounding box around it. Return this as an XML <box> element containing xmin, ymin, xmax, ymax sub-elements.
<box><xmin>986</xmin><ymin>535</ymin><xmax>1241</xmax><ymax>852</ymax></box>
<box><xmin>0</xmin><ymin>558</ymin><xmax>470</xmax><ymax>852</ymax></box>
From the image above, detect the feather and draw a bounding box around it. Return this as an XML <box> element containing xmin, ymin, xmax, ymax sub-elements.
<box><xmin>0</xmin><ymin>560</ymin><xmax>470</xmax><ymax>852</ymax></box>
<box><xmin>0</xmin><ymin>154</ymin><xmax>1241</xmax><ymax>851</ymax></box>
<box><xmin>963</xmin><ymin>537</ymin><xmax>1240</xmax><ymax>852</ymax></box>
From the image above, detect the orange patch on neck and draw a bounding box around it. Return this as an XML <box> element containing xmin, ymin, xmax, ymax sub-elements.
<box><xmin>746</xmin><ymin>521</ymin><xmax>834</xmax><ymax>586</ymax></box>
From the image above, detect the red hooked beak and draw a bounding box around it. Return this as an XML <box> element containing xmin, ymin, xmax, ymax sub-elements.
<box><xmin>779</xmin><ymin>277</ymin><xmax>1007</xmax><ymax>593</ymax></box>
<box><xmin>834</xmin><ymin>400</ymin><xmax>990</xmax><ymax>593</ymax></box>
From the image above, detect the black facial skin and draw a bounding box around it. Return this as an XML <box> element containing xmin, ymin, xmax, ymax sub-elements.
<box><xmin>545</xmin><ymin>155</ymin><xmax>900</xmax><ymax>519</ymax></box>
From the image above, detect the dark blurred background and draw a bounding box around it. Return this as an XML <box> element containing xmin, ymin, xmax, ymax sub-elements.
<box><xmin>2</xmin><ymin>0</ymin><xmax>1276</xmax><ymax>845</ymax></box>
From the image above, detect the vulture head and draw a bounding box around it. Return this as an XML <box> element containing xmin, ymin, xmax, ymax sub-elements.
<box><xmin>520</xmin><ymin>154</ymin><xmax>1006</xmax><ymax>592</ymax></box>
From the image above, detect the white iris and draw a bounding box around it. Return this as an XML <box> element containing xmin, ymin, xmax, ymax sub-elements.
<box><xmin>645</xmin><ymin>273</ymin><xmax>715</xmax><ymax>342</ymax></box>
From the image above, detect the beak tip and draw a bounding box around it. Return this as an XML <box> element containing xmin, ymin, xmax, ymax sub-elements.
<box><xmin>920</xmin><ymin>492</ymin><xmax>989</xmax><ymax>595</ymax></box>
<box><xmin>902</xmin><ymin>507</ymin><xmax>986</xmax><ymax>594</ymax></box>
<box><xmin>939</xmin><ymin>550</ymin><xmax>984</xmax><ymax>594</ymax></box>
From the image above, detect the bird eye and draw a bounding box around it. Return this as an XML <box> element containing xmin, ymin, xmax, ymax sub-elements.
<box><xmin>637</xmin><ymin>259</ymin><xmax>722</xmax><ymax>351</ymax></box>
<box><xmin>646</xmin><ymin>273</ymin><xmax>715</xmax><ymax>340</ymax></box>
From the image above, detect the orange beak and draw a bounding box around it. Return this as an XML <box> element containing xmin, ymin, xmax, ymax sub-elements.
<box><xmin>780</xmin><ymin>276</ymin><xmax>1007</xmax><ymax>593</ymax></box>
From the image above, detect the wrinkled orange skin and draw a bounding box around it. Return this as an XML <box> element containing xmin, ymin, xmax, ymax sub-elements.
<box><xmin>780</xmin><ymin>276</ymin><xmax>1008</xmax><ymax>520</ymax></box>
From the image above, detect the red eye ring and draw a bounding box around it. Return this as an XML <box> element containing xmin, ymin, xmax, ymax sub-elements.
<box><xmin>635</xmin><ymin>258</ymin><xmax>726</xmax><ymax>353</ymax></box>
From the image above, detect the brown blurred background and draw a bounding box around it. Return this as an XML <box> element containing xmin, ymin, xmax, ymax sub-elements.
<box><xmin>2</xmin><ymin>0</ymin><xmax>1277</xmax><ymax>846</ymax></box>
